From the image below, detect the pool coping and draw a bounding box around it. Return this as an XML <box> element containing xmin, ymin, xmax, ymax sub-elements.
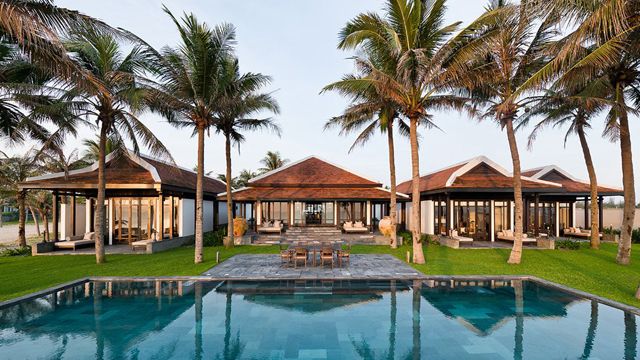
<box><xmin>1</xmin><ymin>275</ymin><xmax>639</xmax><ymax>316</ymax></box>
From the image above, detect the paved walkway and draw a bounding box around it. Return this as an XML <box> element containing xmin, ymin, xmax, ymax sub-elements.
<box><xmin>203</xmin><ymin>254</ymin><xmax>424</xmax><ymax>280</ymax></box>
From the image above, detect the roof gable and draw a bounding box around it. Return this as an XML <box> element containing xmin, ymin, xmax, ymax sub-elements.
<box><xmin>249</xmin><ymin>156</ymin><xmax>381</xmax><ymax>187</ymax></box>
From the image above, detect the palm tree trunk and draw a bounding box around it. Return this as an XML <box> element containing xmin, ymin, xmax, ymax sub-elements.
<box><xmin>624</xmin><ymin>312</ymin><xmax>637</xmax><ymax>360</ymax></box>
<box><xmin>576</xmin><ymin>125</ymin><xmax>600</xmax><ymax>249</ymax></box>
<box><xmin>17</xmin><ymin>190</ymin><xmax>26</xmax><ymax>247</ymax></box>
<box><xmin>94</xmin><ymin>123</ymin><xmax>108</xmax><ymax>264</ymax></box>
<box><xmin>389</xmin><ymin>280</ymin><xmax>397</xmax><ymax>359</ymax></box>
<box><xmin>194</xmin><ymin>125</ymin><xmax>205</xmax><ymax>263</ymax></box>
<box><xmin>29</xmin><ymin>206</ymin><xmax>40</xmax><ymax>236</ymax></box>
<box><xmin>616</xmin><ymin>86</ymin><xmax>634</xmax><ymax>265</ymax></box>
<box><xmin>387</xmin><ymin>121</ymin><xmax>398</xmax><ymax>248</ymax></box>
<box><xmin>513</xmin><ymin>280</ymin><xmax>524</xmax><ymax>360</ymax></box>
<box><xmin>43</xmin><ymin>212</ymin><xmax>49</xmax><ymax>242</ymax></box>
<box><xmin>505</xmin><ymin>117</ymin><xmax>524</xmax><ymax>264</ymax></box>
<box><xmin>409</xmin><ymin>116</ymin><xmax>425</xmax><ymax>264</ymax></box>
<box><xmin>635</xmin><ymin>284</ymin><xmax>640</xmax><ymax>300</ymax></box>
<box><xmin>224</xmin><ymin>135</ymin><xmax>234</xmax><ymax>248</ymax></box>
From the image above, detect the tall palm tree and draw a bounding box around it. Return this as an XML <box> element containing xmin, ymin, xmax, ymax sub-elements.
<box><xmin>258</xmin><ymin>151</ymin><xmax>288</xmax><ymax>173</ymax></box>
<box><xmin>236</xmin><ymin>169</ymin><xmax>258</xmax><ymax>189</ymax></box>
<box><xmin>63</xmin><ymin>28</ymin><xmax>171</xmax><ymax>264</ymax></box>
<box><xmin>457</xmin><ymin>0</ymin><xmax>559</xmax><ymax>264</ymax></box>
<box><xmin>334</xmin><ymin>0</ymin><xmax>482</xmax><ymax>263</ymax></box>
<box><xmin>144</xmin><ymin>7</ymin><xmax>235</xmax><ymax>263</ymax></box>
<box><xmin>81</xmin><ymin>136</ymin><xmax>121</xmax><ymax>163</ymax></box>
<box><xmin>213</xmin><ymin>58</ymin><xmax>280</xmax><ymax>248</ymax></box>
<box><xmin>523</xmin><ymin>0</ymin><xmax>640</xmax><ymax>264</ymax></box>
<box><xmin>324</xmin><ymin>52</ymin><xmax>409</xmax><ymax>249</ymax></box>
<box><xmin>524</xmin><ymin>88</ymin><xmax>609</xmax><ymax>249</ymax></box>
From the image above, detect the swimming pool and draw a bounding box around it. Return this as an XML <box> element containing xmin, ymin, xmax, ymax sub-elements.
<box><xmin>0</xmin><ymin>279</ymin><xmax>637</xmax><ymax>359</ymax></box>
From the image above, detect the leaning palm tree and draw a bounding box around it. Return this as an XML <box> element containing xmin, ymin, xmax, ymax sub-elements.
<box><xmin>524</xmin><ymin>87</ymin><xmax>609</xmax><ymax>249</ymax></box>
<box><xmin>147</xmin><ymin>7</ymin><xmax>236</xmax><ymax>262</ymax></box>
<box><xmin>324</xmin><ymin>53</ymin><xmax>409</xmax><ymax>249</ymax></box>
<box><xmin>457</xmin><ymin>0</ymin><xmax>559</xmax><ymax>264</ymax></box>
<box><xmin>258</xmin><ymin>151</ymin><xmax>288</xmax><ymax>173</ymax></box>
<box><xmin>62</xmin><ymin>28</ymin><xmax>172</xmax><ymax>264</ymax></box>
<box><xmin>333</xmin><ymin>0</ymin><xmax>482</xmax><ymax>263</ymax></box>
<box><xmin>213</xmin><ymin>58</ymin><xmax>280</xmax><ymax>248</ymax></box>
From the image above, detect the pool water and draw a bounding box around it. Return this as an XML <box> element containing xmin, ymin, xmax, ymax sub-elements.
<box><xmin>0</xmin><ymin>279</ymin><xmax>638</xmax><ymax>359</ymax></box>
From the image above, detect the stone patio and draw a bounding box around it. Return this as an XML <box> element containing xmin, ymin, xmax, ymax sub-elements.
<box><xmin>203</xmin><ymin>254</ymin><xmax>425</xmax><ymax>280</ymax></box>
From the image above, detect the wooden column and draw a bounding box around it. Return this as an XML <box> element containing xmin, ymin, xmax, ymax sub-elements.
<box><xmin>158</xmin><ymin>193</ymin><xmax>164</xmax><ymax>240</ymax></box>
<box><xmin>169</xmin><ymin>195</ymin><xmax>174</xmax><ymax>239</ymax></box>
<box><xmin>446</xmin><ymin>194</ymin><xmax>452</xmax><ymax>232</ymax></box>
<box><xmin>52</xmin><ymin>191</ymin><xmax>59</xmax><ymax>241</ymax></box>
<box><xmin>534</xmin><ymin>194</ymin><xmax>539</xmax><ymax>235</ymax></box>
<box><xmin>71</xmin><ymin>194</ymin><xmax>76</xmax><ymax>236</ymax></box>
<box><xmin>584</xmin><ymin>197</ymin><xmax>589</xmax><ymax>229</ymax></box>
<box><xmin>598</xmin><ymin>196</ymin><xmax>604</xmax><ymax>231</ymax></box>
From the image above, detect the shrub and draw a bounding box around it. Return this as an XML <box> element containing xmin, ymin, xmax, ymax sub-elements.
<box><xmin>421</xmin><ymin>233</ymin><xmax>438</xmax><ymax>245</ymax></box>
<box><xmin>603</xmin><ymin>226</ymin><xmax>621</xmax><ymax>236</ymax></box>
<box><xmin>203</xmin><ymin>228</ymin><xmax>227</xmax><ymax>247</ymax></box>
<box><xmin>632</xmin><ymin>228</ymin><xmax>640</xmax><ymax>244</ymax></box>
<box><xmin>556</xmin><ymin>239</ymin><xmax>580</xmax><ymax>250</ymax></box>
<box><xmin>397</xmin><ymin>230</ymin><xmax>412</xmax><ymax>245</ymax></box>
<box><xmin>0</xmin><ymin>246</ymin><xmax>31</xmax><ymax>257</ymax></box>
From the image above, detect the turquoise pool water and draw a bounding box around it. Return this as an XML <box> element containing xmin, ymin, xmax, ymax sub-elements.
<box><xmin>0</xmin><ymin>279</ymin><xmax>637</xmax><ymax>359</ymax></box>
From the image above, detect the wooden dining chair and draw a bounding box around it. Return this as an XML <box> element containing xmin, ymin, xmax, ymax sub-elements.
<box><xmin>293</xmin><ymin>247</ymin><xmax>308</xmax><ymax>268</ymax></box>
<box><xmin>280</xmin><ymin>244</ymin><xmax>293</xmax><ymax>266</ymax></box>
<box><xmin>337</xmin><ymin>244</ymin><xmax>351</xmax><ymax>267</ymax></box>
<box><xmin>320</xmin><ymin>247</ymin><xmax>334</xmax><ymax>268</ymax></box>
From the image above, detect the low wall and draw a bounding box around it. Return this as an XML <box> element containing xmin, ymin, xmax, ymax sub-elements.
<box><xmin>147</xmin><ymin>236</ymin><xmax>194</xmax><ymax>254</ymax></box>
<box><xmin>576</xmin><ymin>208</ymin><xmax>640</xmax><ymax>229</ymax></box>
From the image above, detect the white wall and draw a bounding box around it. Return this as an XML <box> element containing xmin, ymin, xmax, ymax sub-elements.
<box><xmin>422</xmin><ymin>200</ymin><xmax>434</xmax><ymax>235</ymax></box>
<box><xmin>577</xmin><ymin>208</ymin><xmax>640</xmax><ymax>229</ymax></box>
<box><xmin>203</xmin><ymin>200</ymin><xmax>214</xmax><ymax>232</ymax></box>
<box><xmin>59</xmin><ymin>202</ymin><xmax>86</xmax><ymax>239</ymax></box>
<box><xmin>179</xmin><ymin>198</ymin><xmax>195</xmax><ymax>237</ymax></box>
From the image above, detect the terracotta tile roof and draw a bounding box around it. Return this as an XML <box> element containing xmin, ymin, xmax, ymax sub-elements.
<box><xmin>397</xmin><ymin>164</ymin><xmax>464</xmax><ymax>194</ymax></box>
<box><xmin>220</xmin><ymin>186</ymin><xmax>397</xmax><ymax>201</ymax></box>
<box><xmin>20</xmin><ymin>152</ymin><xmax>226</xmax><ymax>195</ymax></box>
<box><xmin>249</xmin><ymin>156</ymin><xmax>381</xmax><ymax>187</ymax></box>
<box><xmin>534</xmin><ymin>168</ymin><xmax>622</xmax><ymax>194</ymax></box>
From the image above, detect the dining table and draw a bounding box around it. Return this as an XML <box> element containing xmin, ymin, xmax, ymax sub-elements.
<box><xmin>287</xmin><ymin>242</ymin><xmax>343</xmax><ymax>267</ymax></box>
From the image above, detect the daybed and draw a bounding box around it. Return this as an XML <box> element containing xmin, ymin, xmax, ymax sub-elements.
<box><xmin>257</xmin><ymin>220</ymin><xmax>284</xmax><ymax>234</ymax></box>
<box><xmin>54</xmin><ymin>232</ymin><xmax>96</xmax><ymax>250</ymax></box>
<box><xmin>563</xmin><ymin>227</ymin><xmax>602</xmax><ymax>239</ymax></box>
<box><xmin>496</xmin><ymin>230</ymin><xmax>537</xmax><ymax>243</ymax></box>
<box><xmin>343</xmin><ymin>221</ymin><xmax>368</xmax><ymax>233</ymax></box>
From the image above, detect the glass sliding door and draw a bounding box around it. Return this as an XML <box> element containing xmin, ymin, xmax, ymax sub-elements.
<box><xmin>453</xmin><ymin>201</ymin><xmax>490</xmax><ymax>240</ymax></box>
<box><xmin>261</xmin><ymin>202</ymin><xmax>289</xmax><ymax>224</ymax></box>
<box><xmin>338</xmin><ymin>201</ymin><xmax>366</xmax><ymax>224</ymax></box>
<box><xmin>559</xmin><ymin>203</ymin><xmax>570</xmax><ymax>231</ymax></box>
<box><xmin>112</xmin><ymin>198</ymin><xmax>158</xmax><ymax>244</ymax></box>
<box><xmin>494</xmin><ymin>201</ymin><xmax>510</xmax><ymax>234</ymax></box>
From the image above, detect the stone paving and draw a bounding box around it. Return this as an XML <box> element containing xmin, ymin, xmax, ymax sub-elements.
<box><xmin>203</xmin><ymin>254</ymin><xmax>425</xmax><ymax>280</ymax></box>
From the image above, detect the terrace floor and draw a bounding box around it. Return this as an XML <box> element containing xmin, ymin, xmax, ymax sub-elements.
<box><xmin>203</xmin><ymin>254</ymin><xmax>425</xmax><ymax>280</ymax></box>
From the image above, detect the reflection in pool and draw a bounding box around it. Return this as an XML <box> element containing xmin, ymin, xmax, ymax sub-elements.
<box><xmin>0</xmin><ymin>279</ymin><xmax>638</xmax><ymax>359</ymax></box>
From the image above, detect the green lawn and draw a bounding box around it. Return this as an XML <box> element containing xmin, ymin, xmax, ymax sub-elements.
<box><xmin>1</xmin><ymin>242</ymin><xmax>639</xmax><ymax>308</ymax></box>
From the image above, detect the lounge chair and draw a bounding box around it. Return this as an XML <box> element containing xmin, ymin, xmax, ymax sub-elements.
<box><xmin>320</xmin><ymin>247</ymin><xmax>334</xmax><ymax>268</ymax></box>
<box><xmin>257</xmin><ymin>220</ymin><xmax>284</xmax><ymax>234</ymax></box>
<box><xmin>450</xmin><ymin>230</ymin><xmax>474</xmax><ymax>243</ymax></box>
<box><xmin>496</xmin><ymin>230</ymin><xmax>536</xmax><ymax>243</ymax></box>
<box><xmin>293</xmin><ymin>247</ymin><xmax>308</xmax><ymax>268</ymax></box>
<box><xmin>343</xmin><ymin>221</ymin><xmax>368</xmax><ymax>233</ymax></box>
<box><xmin>54</xmin><ymin>232</ymin><xmax>96</xmax><ymax>250</ymax></box>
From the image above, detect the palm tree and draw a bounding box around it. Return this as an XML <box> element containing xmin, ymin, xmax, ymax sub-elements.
<box><xmin>81</xmin><ymin>136</ymin><xmax>121</xmax><ymax>163</ymax></box>
<box><xmin>324</xmin><ymin>51</ymin><xmax>409</xmax><ymax>249</ymax></box>
<box><xmin>525</xmin><ymin>87</ymin><xmax>609</xmax><ymax>249</ymax></box>
<box><xmin>63</xmin><ymin>28</ymin><xmax>172</xmax><ymax>264</ymax></box>
<box><xmin>258</xmin><ymin>151</ymin><xmax>289</xmax><ymax>173</ymax></box>
<box><xmin>457</xmin><ymin>0</ymin><xmax>559</xmax><ymax>264</ymax></box>
<box><xmin>213</xmin><ymin>58</ymin><xmax>280</xmax><ymax>248</ymax></box>
<box><xmin>523</xmin><ymin>0</ymin><xmax>640</xmax><ymax>264</ymax></box>
<box><xmin>0</xmin><ymin>149</ymin><xmax>40</xmax><ymax>247</ymax></box>
<box><xmin>333</xmin><ymin>0</ymin><xmax>481</xmax><ymax>263</ymax></box>
<box><xmin>217</xmin><ymin>174</ymin><xmax>239</xmax><ymax>190</ymax></box>
<box><xmin>148</xmin><ymin>7</ymin><xmax>236</xmax><ymax>262</ymax></box>
<box><xmin>236</xmin><ymin>169</ymin><xmax>258</xmax><ymax>189</ymax></box>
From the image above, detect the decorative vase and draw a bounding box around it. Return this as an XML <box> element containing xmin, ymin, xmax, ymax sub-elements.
<box><xmin>378</xmin><ymin>216</ymin><xmax>394</xmax><ymax>237</ymax></box>
<box><xmin>233</xmin><ymin>218</ymin><xmax>248</xmax><ymax>237</ymax></box>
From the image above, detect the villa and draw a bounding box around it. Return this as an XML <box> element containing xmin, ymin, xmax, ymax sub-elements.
<box><xmin>19</xmin><ymin>150</ymin><xmax>227</xmax><ymax>252</ymax></box>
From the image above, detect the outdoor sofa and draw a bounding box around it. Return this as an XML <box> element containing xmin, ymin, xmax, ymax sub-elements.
<box><xmin>449</xmin><ymin>229</ymin><xmax>474</xmax><ymax>243</ymax></box>
<box><xmin>54</xmin><ymin>232</ymin><xmax>96</xmax><ymax>250</ymax></box>
<box><xmin>257</xmin><ymin>220</ymin><xmax>284</xmax><ymax>234</ymax></box>
<box><xmin>343</xmin><ymin>221</ymin><xmax>368</xmax><ymax>233</ymax></box>
<box><xmin>496</xmin><ymin>230</ymin><xmax>536</xmax><ymax>243</ymax></box>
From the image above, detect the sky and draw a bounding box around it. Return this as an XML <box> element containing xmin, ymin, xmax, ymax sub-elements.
<box><xmin>9</xmin><ymin>0</ymin><xmax>640</xmax><ymax>200</ymax></box>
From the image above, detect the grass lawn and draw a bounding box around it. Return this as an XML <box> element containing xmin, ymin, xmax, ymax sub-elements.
<box><xmin>0</xmin><ymin>242</ymin><xmax>639</xmax><ymax>308</ymax></box>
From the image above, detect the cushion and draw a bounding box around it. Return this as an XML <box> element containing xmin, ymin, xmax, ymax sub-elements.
<box><xmin>274</xmin><ymin>220</ymin><xmax>281</xmax><ymax>228</ymax></box>
<box><xmin>355</xmin><ymin>221</ymin><xmax>364</xmax><ymax>228</ymax></box>
<box><xmin>451</xmin><ymin>230</ymin><xmax>458</xmax><ymax>237</ymax></box>
<box><xmin>344</xmin><ymin>221</ymin><xmax>353</xmax><ymax>228</ymax></box>
<box><xmin>83</xmin><ymin>232</ymin><xmax>95</xmax><ymax>241</ymax></box>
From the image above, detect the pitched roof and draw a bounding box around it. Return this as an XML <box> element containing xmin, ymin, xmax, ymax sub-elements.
<box><xmin>397</xmin><ymin>156</ymin><xmax>560</xmax><ymax>194</ymax></box>
<box><xmin>249</xmin><ymin>156</ymin><xmax>381</xmax><ymax>187</ymax></box>
<box><xmin>20</xmin><ymin>151</ymin><xmax>227</xmax><ymax>195</ymax></box>
<box><xmin>223</xmin><ymin>186</ymin><xmax>407</xmax><ymax>201</ymax></box>
<box><xmin>524</xmin><ymin>165</ymin><xmax>623</xmax><ymax>195</ymax></box>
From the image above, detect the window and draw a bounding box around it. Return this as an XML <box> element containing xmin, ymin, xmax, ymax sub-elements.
<box><xmin>293</xmin><ymin>202</ymin><xmax>304</xmax><ymax>225</ymax></box>
<box><xmin>453</xmin><ymin>200</ymin><xmax>490</xmax><ymax>240</ymax></box>
<box><xmin>338</xmin><ymin>201</ymin><xmax>366</xmax><ymax>223</ymax></box>
<box><xmin>261</xmin><ymin>202</ymin><xmax>289</xmax><ymax>223</ymax></box>
<box><xmin>529</xmin><ymin>201</ymin><xmax>556</xmax><ymax>234</ymax></box>
<box><xmin>433</xmin><ymin>201</ymin><xmax>447</xmax><ymax>235</ymax></box>
<box><xmin>323</xmin><ymin>202</ymin><xmax>335</xmax><ymax>225</ymax></box>
<box><xmin>559</xmin><ymin>203</ymin><xmax>571</xmax><ymax>230</ymax></box>
<box><xmin>494</xmin><ymin>201</ymin><xmax>510</xmax><ymax>233</ymax></box>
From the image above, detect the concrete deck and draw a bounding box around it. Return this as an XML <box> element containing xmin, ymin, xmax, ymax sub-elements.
<box><xmin>203</xmin><ymin>254</ymin><xmax>424</xmax><ymax>280</ymax></box>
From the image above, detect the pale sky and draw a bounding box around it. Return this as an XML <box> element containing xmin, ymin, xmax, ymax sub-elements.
<box><xmin>9</xmin><ymin>1</ymin><xmax>640</xmax><ymax>200</ymax></box>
